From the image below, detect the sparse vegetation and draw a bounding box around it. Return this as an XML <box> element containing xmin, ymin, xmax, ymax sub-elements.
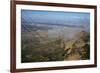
<box><xmin>21</xmin><ymin>25</ymin><xmax>90</xmax><ymax>63</ymax></box>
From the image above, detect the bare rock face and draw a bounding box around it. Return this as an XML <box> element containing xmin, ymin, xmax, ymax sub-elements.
<box><xmin>63</xmin><ymin>31</ymin><xmax>90</xmax><ymax>60</ymax></box>
<box><xmin>64</xmin><ymin>53</ymin><xmax>81</xmax><ymax>60</ymax></box>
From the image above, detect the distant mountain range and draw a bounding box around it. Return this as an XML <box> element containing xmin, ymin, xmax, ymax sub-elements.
<box><xmin>21</xmin><ymin>21</ymin><xmax>88</xmax><ymax>32</ymax></box>
<box><xmin>21</xmin><ymin>23</ymin><xmax>53</xmax><ymax>32</ymax></box>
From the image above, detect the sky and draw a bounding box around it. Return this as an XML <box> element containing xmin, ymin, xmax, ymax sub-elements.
<box><xmin>21</xmin><ymin>9</ymin><xmax>90</xmax><ymax>28</ymax></box>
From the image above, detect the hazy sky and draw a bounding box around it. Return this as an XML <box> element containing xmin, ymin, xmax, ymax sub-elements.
<box><xmin>21</xmin><ymin>9</ymin><xmax>90</xmax><ymax>28</ymax></box>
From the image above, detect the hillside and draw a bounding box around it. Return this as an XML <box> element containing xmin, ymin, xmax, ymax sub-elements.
<box><xmin>21</xmin><ymin>24</ymin><xmax>90</xmax><ymax>62</ymax></box>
